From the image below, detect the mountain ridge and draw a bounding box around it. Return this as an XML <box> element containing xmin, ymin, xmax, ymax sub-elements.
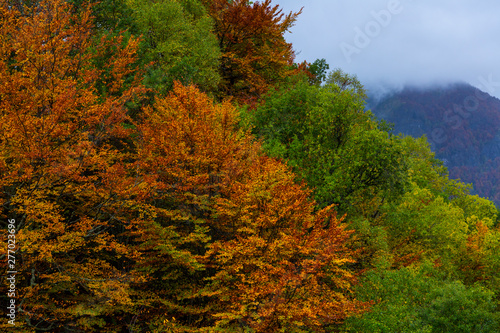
<box><xmin>369</xmin><ymin>82</ymin><xmax>500</xmax><ymax>206</ymax></box>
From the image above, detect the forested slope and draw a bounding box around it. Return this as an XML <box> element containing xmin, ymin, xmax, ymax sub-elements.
<box><xmin>371</xmin><ymin>83</ymin><xmax>500</xmax><ymax>207</ymax></box>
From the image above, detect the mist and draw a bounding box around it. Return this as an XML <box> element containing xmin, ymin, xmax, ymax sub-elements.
<box><xmin>274</xmin><ymin>0</ymin><xmax>500</xmax><ymax>99</ymax></box>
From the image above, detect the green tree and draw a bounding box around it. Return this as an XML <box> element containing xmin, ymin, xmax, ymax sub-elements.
<box><xmin>128</xmin><ymin>0</ymin><xmax>221</xmax><ymax>95</ymax></box>
<box><xmin>326</xmin><ymin>68</ymin><xmax>367</xmax><ymax>98</ymax></box>
<box><xmin>383</xmin><ymin>186</ymin><xmax>468</xmax><ymax>270</ymax></box>
<box><xmin>307</xmin><ymin>58</ymin><xmax>329</xmax><ymax>86</ymax></box>
<box><xmin>420</xmin><ymin>281</ymin><xmax>499</xmax><ymax>333</ymax></box>
<box><xmin>245</xmin><ymin>73</ymin><xmax>406</xmax><ymax>213</ymax></box>
<box><xmin>342</xmin><ymin>264</ymin><xmax>500</xmax><ymax>333</ymax></box>
<box><xmin>70</xmin><ymin>0</ymin><xmax>139</xmax><ymax>34</ymax></box>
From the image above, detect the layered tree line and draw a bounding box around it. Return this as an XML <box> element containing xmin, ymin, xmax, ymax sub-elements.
<box><xmin>0</xmin><ymin>0</ymin><xmax>499</xmax><ymax>332</ymax></box>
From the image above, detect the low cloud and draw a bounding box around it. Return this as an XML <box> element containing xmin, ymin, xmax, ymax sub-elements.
<box><xmin>276</xmin><ymin>0</ymin><xmax>500</xmax><ymax>98</ymax></box>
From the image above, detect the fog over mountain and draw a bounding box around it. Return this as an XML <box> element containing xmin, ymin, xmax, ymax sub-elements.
<box><xmin>275</xmin><ymin>0</ymin><xmax>500</xmax><ymax>100</ymax></box>
<box><xmin>370</xmin><ymin>82</ymin><xmax>500</xmax><ymax>206</ymax></box>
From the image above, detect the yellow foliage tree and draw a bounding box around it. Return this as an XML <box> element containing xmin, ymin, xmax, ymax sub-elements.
<box><xmin>0</xmin><ymin>0</ymin><xmax>145</xmax><ymax>330</ymax></box>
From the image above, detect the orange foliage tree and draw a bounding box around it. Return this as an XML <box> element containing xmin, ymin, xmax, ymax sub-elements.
<box><xmin>458</xmin><ymin>220</ymin><xmax>500</xmax><ymax>290</ymax></box>
<box><xmin>131</xmin><ymin>82</ymin><xmax>255</xmax><ymax>331</ymax></box>
<box><xmin>0</xmin><ymin>0</ymin><xmax>146</xmax><ymax>330</ymax></box>
<box><xmin>206</xmin><ymin>157</ymin><xmax>368</xmax><ymax>331</ymax></box>
<box><xmin>203</xmin><ymin>0</ymin><xmax>301</xmax><ymax>103</ymax></box>
<box><xmin>134</xmin><ymin>83</ymin><xmax>368</xmax><ymax>331</ymax></box>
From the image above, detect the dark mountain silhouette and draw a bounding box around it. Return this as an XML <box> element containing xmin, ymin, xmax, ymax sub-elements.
<box><xmin>369</xmin><ymin>82</ymin><xmax>500</xmax><ymax>207</ymax></box>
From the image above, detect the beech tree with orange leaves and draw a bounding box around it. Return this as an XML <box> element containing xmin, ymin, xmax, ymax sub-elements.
<box><xmin>133</xmin><ymin>83</ymin><xmax>368</xmax><ymax>331</ymax></box>
<box><xmin>0</xmin><ymin>0</ymin><xmax>146</xmax><ymax>330</ymax></box>
<box><xmin>206</xmin><ymin>157</ymin><xmax>368</xmax><ymax>331</ymax></box>
<box><xmin>202</xmin><ymin>0</ymin><xmax>301</xmax><ymax>103</ymax></box>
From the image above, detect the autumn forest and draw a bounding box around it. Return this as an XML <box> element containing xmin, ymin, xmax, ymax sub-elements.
<box><xmin>0</xmin><ymin>0</ymin><xmax>499</xmax><ymax>332</ymax></box>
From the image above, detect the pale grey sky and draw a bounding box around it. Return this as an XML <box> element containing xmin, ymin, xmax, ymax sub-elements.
<box><xmin>274</xmin><ymin>0</ymin><xmax>500</xmax><ymax>98</ymax></box>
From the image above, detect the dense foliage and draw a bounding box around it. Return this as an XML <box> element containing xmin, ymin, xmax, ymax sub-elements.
<box><xmin>0</xmin><ymin>0</ymin><xmax>498</xmax><ymax>332</ymax></box>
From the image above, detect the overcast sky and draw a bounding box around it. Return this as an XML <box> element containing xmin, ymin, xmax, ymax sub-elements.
<box><xmin>274</xmin><ymin>0</ymin><xmax>500</xmax><ymax>99</ymax></box>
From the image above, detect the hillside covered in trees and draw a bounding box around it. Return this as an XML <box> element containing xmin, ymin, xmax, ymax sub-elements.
<box><xmin>0</xmin><ymin>1</ymin><xmax>499</xmax><ymax>332</ymax></box>
<box><xmin>370</xmin><ymin>83</ymin><xmax>500</xmax><ymax>207</ymax></box>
